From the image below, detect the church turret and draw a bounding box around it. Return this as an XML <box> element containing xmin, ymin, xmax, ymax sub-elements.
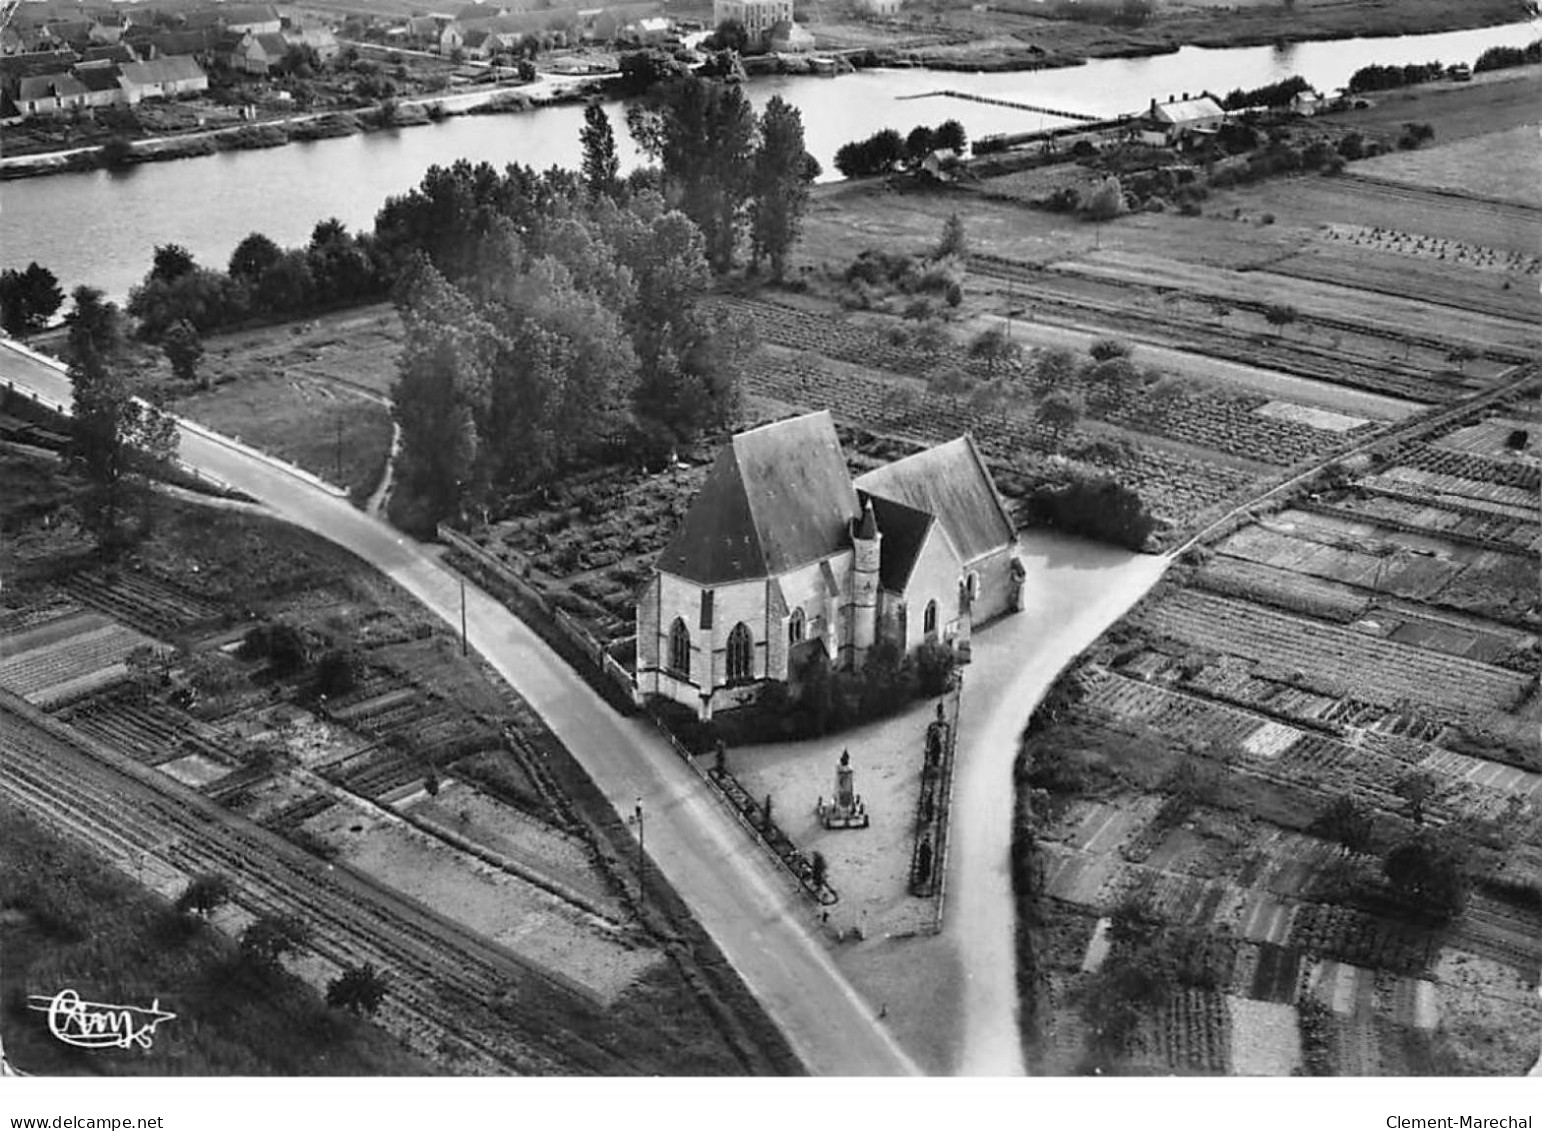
<box><xmin>851</xmin><ymin>497</ymin><xmax>881</xmax><ymax>666</ymax></box>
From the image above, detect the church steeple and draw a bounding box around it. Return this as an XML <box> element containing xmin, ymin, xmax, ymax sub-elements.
<box><xmin>851</xmin><ymin>497</ymin><xmax>881</xmax><ymax>665</ymax></box>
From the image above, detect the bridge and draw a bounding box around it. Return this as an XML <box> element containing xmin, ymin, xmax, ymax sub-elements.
<box><xmin>898</xmin><ymin>89</ymin><xmax>1102</xmax><ymax>122</ymax></box>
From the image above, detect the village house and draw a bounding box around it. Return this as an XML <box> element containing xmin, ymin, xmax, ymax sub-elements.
<box><xmin>224</xmin><ymin>30</ymin><xmax>290</xmax><ymax>74</ymax></box>
<box><xmin>1137</xmin><ymin>93</ymin><xmax>1225</xmax><ymax>147</ymax></box>
<box><xmin>282</xmin><ymin>25</ymin><xmax>341</xmax><ymax>63</ymax></box>
<box><xmin>183</xmin><ymin>3</ymin><xmax>282</xmax><ymax>36</ymax></box>
<box><xmin>119</xmin><ymin>55</ymin><xmax>208</xmax><ymax>101</ymax></box>
<box><xmin>767</xmin><ymin>18</ymin><xmax>814</xmax><ymax>52</ymax></box>
<box><xmin>853</xmin><ymin>0</ymin><xmax>903</xmax><ymax>15</ymax></box>
<box><xmin>712</xmin><ymin>0</ymin><xmax>793</xmax><ymax>41</ymax></box>
<box><xmin>15</xmin><ymin>72</ymin><xmax>88</xmax><ymax>115</ymax></box>
<box><xmin>636</xmin><ymin>412</ymin><xmax>1023</xmax><ymax>719</ymax></box>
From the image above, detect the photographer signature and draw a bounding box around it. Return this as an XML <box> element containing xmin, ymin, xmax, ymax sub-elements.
<box><xmin>27</xmin><ymin>989</ymin><xmax>176</xmax><ymax>1051</ymax></box>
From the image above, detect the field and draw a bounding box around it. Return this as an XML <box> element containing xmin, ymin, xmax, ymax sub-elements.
<box><xmin>1354</xmin><ymin>124</ymin><xmax>1542</xmax><ymax>208</ymax></box>
<box><xmin>0</xmin><ymin>448</ymin><xmax>799</xmax><ymax>1076</ymax></box>
<box><xmin>1013</xmin><ymin>371</ymin><xmax>1542</xmax><ymax>1075</ymax></box>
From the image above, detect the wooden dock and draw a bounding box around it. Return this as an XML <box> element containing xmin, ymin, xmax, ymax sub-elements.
<box><xmin>898</xmin><ymin>89</ymin><xmax>1102</xmax><ymax>122</ymax></box>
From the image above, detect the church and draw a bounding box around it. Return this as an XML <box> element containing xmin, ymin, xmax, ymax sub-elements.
<box><xmin>636</xmin><ymin>411</ymin><xmax>1024</xmax><ymax>719</ymax></box>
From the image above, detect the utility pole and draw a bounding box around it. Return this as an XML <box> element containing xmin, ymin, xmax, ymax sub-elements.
<box><xmin>459</xmin><ymin>576</ymin><xmax>468</xmax><ymax>656</ymax></box>
<box><xmin>334</xmin><ymin>417</ymin><xmax>343</xmax><ymax>485</ymax></box>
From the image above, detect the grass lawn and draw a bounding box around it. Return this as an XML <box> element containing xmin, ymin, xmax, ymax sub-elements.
<box><xmin>0</xmin><ymin>798</ymin><xmax>429</xmax><ymax>1076</ymax></box>
<box><xmin>171</xmin><ymin>370</ymin><xmax>393</xmax><ymax>505</ymax></box>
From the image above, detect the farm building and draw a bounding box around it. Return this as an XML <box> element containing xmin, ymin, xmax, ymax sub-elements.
<box><xmin>636</xmin><ymin>412</ymin><xmax>1024</xmax><ymax>718</ymax></box>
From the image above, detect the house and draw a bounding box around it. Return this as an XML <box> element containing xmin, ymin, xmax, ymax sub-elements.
<box><xmin>118</xmin><ymin>55</ymin><xmax>207</xmax><ymax>100</ymax></box>
<box><xmin>767</xmin><ymin>18</ymin><xmax>813</xmax><ymax>52</ymax></box>
<box><xmin>1141</xmin><ymin>93</ymin><xmax>1225</xmax><ymax>146</ymax></box>
<box><xmin>853</xmin><ymin>0</ymin><xmax>902</xmax><ymax>15</ymax></box>
<box><xmin>218</xmin><ymin>4</ymin><xmax>283</xmax><ymax>35</ymax></box>
<box><xmin>438</xmin><ymin>21</ymin><xmax>465</xmax><ymax>53</ymax></box>
<box><xmin>403</xmin><ymin>15</ymin><xmax>442</xmax><ymax>46</ymax></box>
<box><xmin>636</xmin><ymin>412</ymin><xmax>1023</xmax><ymax>719</ymax></box>
<box><xmin>226</xmin><ymin>31</ymin><xmax>290</xmax><ymax>74</ymax></box>
<box><xmin>1290</xmin><ymin>88</ymin><xmax>1327</xmax><ymax>116</ymax></box>
<box><xmin>283</xmin><ymin>26</ymin><xmax>340</xmax><ymax>62</ymax></box>
<box><xmin>16</xmin><ymin>72</ymin><xmax>89</xmax><ymax>115</ymax></box>
<box><xmin>72</xmin><ymin>63</ymin><xmax>125</xmax><ymax>107</ymax></box>
<box><xmin>712</xmin><ymin>0</ymin><xmax>793</xmax><ymax>40</ymax></box>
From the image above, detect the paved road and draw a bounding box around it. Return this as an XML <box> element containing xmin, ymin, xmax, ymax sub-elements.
<box><xmin>1</xmin><ymin>343</ymin><xmax>918</xmax><ymax>1076</ymax></box>
<box><xmin>948</xmin><ymin>537</ymin><xmax>1171</xmax><ymax>1073</ymax></box>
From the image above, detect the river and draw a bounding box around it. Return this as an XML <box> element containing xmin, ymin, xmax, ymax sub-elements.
<box><xmin>0</xmin><ymin>18</ymin><xmax>1534</xmax><ymax>301</ymax></box>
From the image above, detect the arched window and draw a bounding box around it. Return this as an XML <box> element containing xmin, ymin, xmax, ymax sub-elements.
<box><xmin>788</xmin><ymin>607</ymin><xmax>805</xmax><ymax>645</ymax></box>
<box><xmin>727</xmin><ymin>622</ymin><xmax>754</xmax><ymax>685</ymax></box>
<box><xmin>923</xmin><ymin>600</ymin><xmax>938</xmax><ymax>637</ymax></box>
<box><xmin>668</xmin><ymin>618</ymin><xmax>691</xmax><ymax>679</ymax></box>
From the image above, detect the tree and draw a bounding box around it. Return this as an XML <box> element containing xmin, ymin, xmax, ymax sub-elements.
<box><xmin>933</xmin><ymin>118</ymin><xmax>967</xmax><ymax>155</ymax></box>
<box><xmin>1081</xmin><ymin>175</ymin><xmax>1126</xmax><ymax>221</ymax></box>
<box><xmin>1383</xmin><ymin>836</ymin><xmax>1466</xmax><ymax>920</ymax></box>
<box><xmin>1032</xmin><ymin>346</ymin><xmax>1080</xmax><ymax>390</ymax></box>
<box><xmin>1309</xmin><ymin>795</ymin><xmax>1376</xmax><ymax>856</ymax></box>
<box><xmin>1088</xmin><ymin>337</ymin><xmax>1131</xmax><ymax>363</ymax></box>
<box><xmin>240</xmin><ymin>914</ymin><xmax>310</xmax><ymax>970</ymax></box>
<box><xmin>749</xmin><ymin>95</ymin><xmax>812</xmax><ymax>282</ymax></box>
<box><xmin>327</xmin><ymin>962</ymin><xmax>388</xmax><ymax>1015</ymax></box>
<box><xmin>162</xmin><ymin>319</ymin><xmax>205</xmax><ymax>386</ymax></box>
<box><xmin>1084</xmin><ymin>357</ymin><xmax>1137</xmax><ymax>413</ymax></box>
<box><xmin>1037</xmin><ymin>388</ymin><xmax>1082</xmax><ymax>445</ymax></box>
<box><xmin>0</xmin><ymin>262</ymin><xmax>65</xmax><ymax>337</ymax></box>
<box><xmin>705</xmin><ymin>17</ymin><xmax>749</xmax><ymax>53</ymax></box>
<box><xmin>579</xmin><ymin>101</ymin><xmax>620</xmax><ymax>200</ymax></box>
<box><xmin>176</xmin><ymin>873</ymin><xmax>232</xmax><ymax>919</ymax></box>
<box><xmin>1263</xmin><ymin>303</ymin><xmax>1298</xmax><ymax>337</ymax></box>
<box><xmin>968</xmin><ymin>325</ymin><xmax>1022</xmax><ymax>374</ymax></box>
<box><xmin>627</xmin><ymin>77</ymin><xmax>757</xmax><ymax>272</ymax></box>
<box><xmin>1393</xmin><ymin>771</ymin><xmax>1438</xmax><ymax>826</ymax></box>
<box><xmin>904</xmin><ymin>124</ymin><xmax>935</xmax><ymax>167</ymax></box>
<box><xmin>935</xmin><ymin>212</ymin><xmax>968</xmax><ymax>259</ymax></box>
<box><xmin>65</xmin><ymin>287</ymin><xmax>178</xmax><ymax>553</ymax></box>
<box><xmin>833</xmin><ymin>128</ymin><xmax>903</xmax><ymax>179</ymax></box>
<box><xmin>809</xmin><ymin>850</ymin><xmax>828</xmax><ymax>890</ymax></box>
<box><xmin>151</xmin><ymin>244</ymin><xmax>197</xmax><ymax>284</ymax></box>
<box><xmin>229</xmin><ymin>232</ymin><xmax>283</xmax><ymax>283</ymax></box>
<box><xmin>1445</xmin><ymin>345</ymin><xmax>1479</xmax><ymax>373</ymax></box>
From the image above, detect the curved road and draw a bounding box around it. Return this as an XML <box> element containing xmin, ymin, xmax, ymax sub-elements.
<box><xmin>2</xmin><ymin>343</ymin><xmax>918</xmax><ymax>1076</ymax></box>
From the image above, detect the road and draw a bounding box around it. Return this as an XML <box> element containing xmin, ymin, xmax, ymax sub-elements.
<box><xmin>948</xmin><ymin>536</ymin><xmax>1172</xmax><ymax>1073</ymax></box>
<box><xmin>1</xmin><ymin>342</ymin><xmax>918</xmax><ymax>1077</ymax></box>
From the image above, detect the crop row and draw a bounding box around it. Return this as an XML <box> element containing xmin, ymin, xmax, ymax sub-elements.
<box><xmin>0</xmin><ymin>624</ymin><xmax>144</xmax><ymax>700</ymax></box>
<box><xmin>1366</xmin><ymin>466</ymin><xmax>1540</xmax><ymax>514</ymax></box>
<box><xmin>0</xmin><ymin>708</ymin><xmax>583</xmax><ymax>1074</ymax></box>
<box><xmin>1138</xmin><ymin>589</ymin><xmax>1531</xmax><ymax>718</ymax></box>
<box><xmin>61</xmin><ymin>567</ymin><xmax>225</xmax><ymax>639</ymax></box>
<box><xmin>1395</xmin><ymin>441</ymin><xmax>1542</xmax><ymax>493</ymax></box>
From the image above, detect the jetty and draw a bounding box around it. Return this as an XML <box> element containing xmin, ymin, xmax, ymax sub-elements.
<box><xmin>898</xmin><ymin>89</ymin><xmax>1102</xmax><ymax>122</ymax></box>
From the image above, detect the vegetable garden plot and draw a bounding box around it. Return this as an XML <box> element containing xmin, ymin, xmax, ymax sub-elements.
<box><xmin>1316</xmin><ymin>493</ymin><xmax>1537</xmax><ymax>551</ymax></box>
<box><xmin>1196</xmin><ymin>556</ymin><xmax>1372</xmax><ymax>624</ymax></box>
<box><xmin>1125</xmin><ymin>988</ymin><xmax>1231</xmax><ymax>1076</ymax></box>
<box><xmin>1366</xmin><ymin>467</ymin><xmax>1541</xmax><ymax>514</ymax></box>
<box><xmin>1431</xmin><ymin>417</ymin><xmax>1539</xmax><ymax>459</ymax></box>
<box><xmin>0</xmin><ymin>620</ymin><xmax>155</xmax><ymax>704</ymax></box>
<box><xmin>1226</xmin><ymin>996</ymin><xmax>1302</xmax><ymax>1076</ymax></box>
<box><xmin>1140</xmin><ymin>590</ymin><xmax>1532</xmax><ymax>716</ymax></box>
<box><xmin>1397</xmin><ymin>442</ymin><xmax>1542</xmax><ymax>494</ymax></box>
<box><xmin>59</xmin><ymin>567</ymin><xmax>226</xmax><ymax>639</ymax></box>
<box><xmin>1430</xmin><ymin>550</ymin><xmax>1541</xmax><ymax>625</ymax></box>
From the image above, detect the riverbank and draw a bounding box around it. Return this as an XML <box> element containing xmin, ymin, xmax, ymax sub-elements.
<box><xmin>824</xmin><ymin>0</ymin><xmax>1535</xmax><ymax>71</ymax></box>
<box><xmin>0</xmin><ymin>72</ymin><xmax>608</xmax><ymax>183</ymax></box>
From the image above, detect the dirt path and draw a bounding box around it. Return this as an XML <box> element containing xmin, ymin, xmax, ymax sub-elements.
<box><xmin>948</xmin><ymin>534</ymin><xmax>1172</xmax><ymax>1074</ymax></box>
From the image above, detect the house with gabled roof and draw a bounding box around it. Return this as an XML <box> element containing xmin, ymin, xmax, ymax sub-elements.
<box><xmin>119</xmin><ymin>55</ymin><xmax>207</xmax><ymax>100</ymax></box>
<box><xmin>16</xmin><ymin>72</ymin><xmax>89</xmax><ymax>114</ymax></box>
<box><xmin>636</xmin><ymin>411</ymin><xmax>1023</xmax><ymax>718</ymax></box>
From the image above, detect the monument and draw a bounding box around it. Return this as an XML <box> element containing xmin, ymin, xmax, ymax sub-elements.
<box><xmin>816</xmin><ymin>750</ymin><xmax>870</xmax><ymax>829</ymax></box>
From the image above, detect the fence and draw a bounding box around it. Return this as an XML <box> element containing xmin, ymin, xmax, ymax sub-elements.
<box><xmin>907</xmin><ymin>674</ymin><xmax>963</xmax><ymax>934</ymax></box>
<box><xmin>644</xmin><ymin>710</ymin><xmax>838</xmax><ymax>908</ymax></box>
<box><xmin>436</xmin><ymin>522</ymin><xmax>640</xmax><ymax>715</ymax></box>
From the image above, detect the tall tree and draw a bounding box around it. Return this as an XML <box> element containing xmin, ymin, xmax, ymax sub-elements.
<box><xmin>162</xmin><ymin>319</ymin><xmax>205</xmax><ymax>386</ymax></box>
<box><xmin>228</xmin><ymin>232</ymin><xmax>283</xmax><ymax>283</ymax></box>
<box><xmin>65</xmin><ymin>286</ymin><xmax>178</xmax><ymax>554</ymax></box>
<box><xmin>151</xmin><ymin>243</ymin><xmax>197</xmax><ymax>283</ymax></box>
<box><xmin>749</xmin><ymin>95</ymin><xmax>813</xmax><ymax>282</ymax></box>
<box><xmin>627</xmin><ymin>77</ymin><xmax>757</xmax><ymax>273</ymax></box>
<box><xmin>580</xmin><ymin>101</ymin><xmax>621</xmax><ymax>200</ymax></box>
<box><xmin>0</xmin><ymin>262</ymin><xmax>65</xmax><ymax>337</ymax></box>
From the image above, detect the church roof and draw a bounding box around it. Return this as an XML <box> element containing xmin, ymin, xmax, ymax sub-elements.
<box><xmin>855</xmin><ymin>435</ymin><xmax>1014</xmax><ymax>564</ymax></box>
<box><xmin>656</xmin><ymin>411</ymin><xmax>859</xmax><ymax>585</ymax></box>
<box><xmin>863</xmin><ymin>493</ymin><xmax>932</xmax><ymax>592</ymax></box>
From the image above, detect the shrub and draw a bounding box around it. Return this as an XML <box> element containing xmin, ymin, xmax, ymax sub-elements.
<box><xmin>914</xmin><ymin>639</ymin><xmax>957</xmax><ymax>697</ymax></box>
<box><xmin>314</xmin><ymin>648</ymin><xmax>362</xmax><ymax>697</ymax></box>
<box><xmin>1021</xmin><ymin>472</ymin><xmax>1155</xmax><ymax>551</ymax></box>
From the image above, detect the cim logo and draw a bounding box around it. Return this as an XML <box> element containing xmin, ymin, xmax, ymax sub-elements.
<box><xmin>27</xmin><ymin>990</ymin><xmax>176</xmax><ymax>1051</ymax></box>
